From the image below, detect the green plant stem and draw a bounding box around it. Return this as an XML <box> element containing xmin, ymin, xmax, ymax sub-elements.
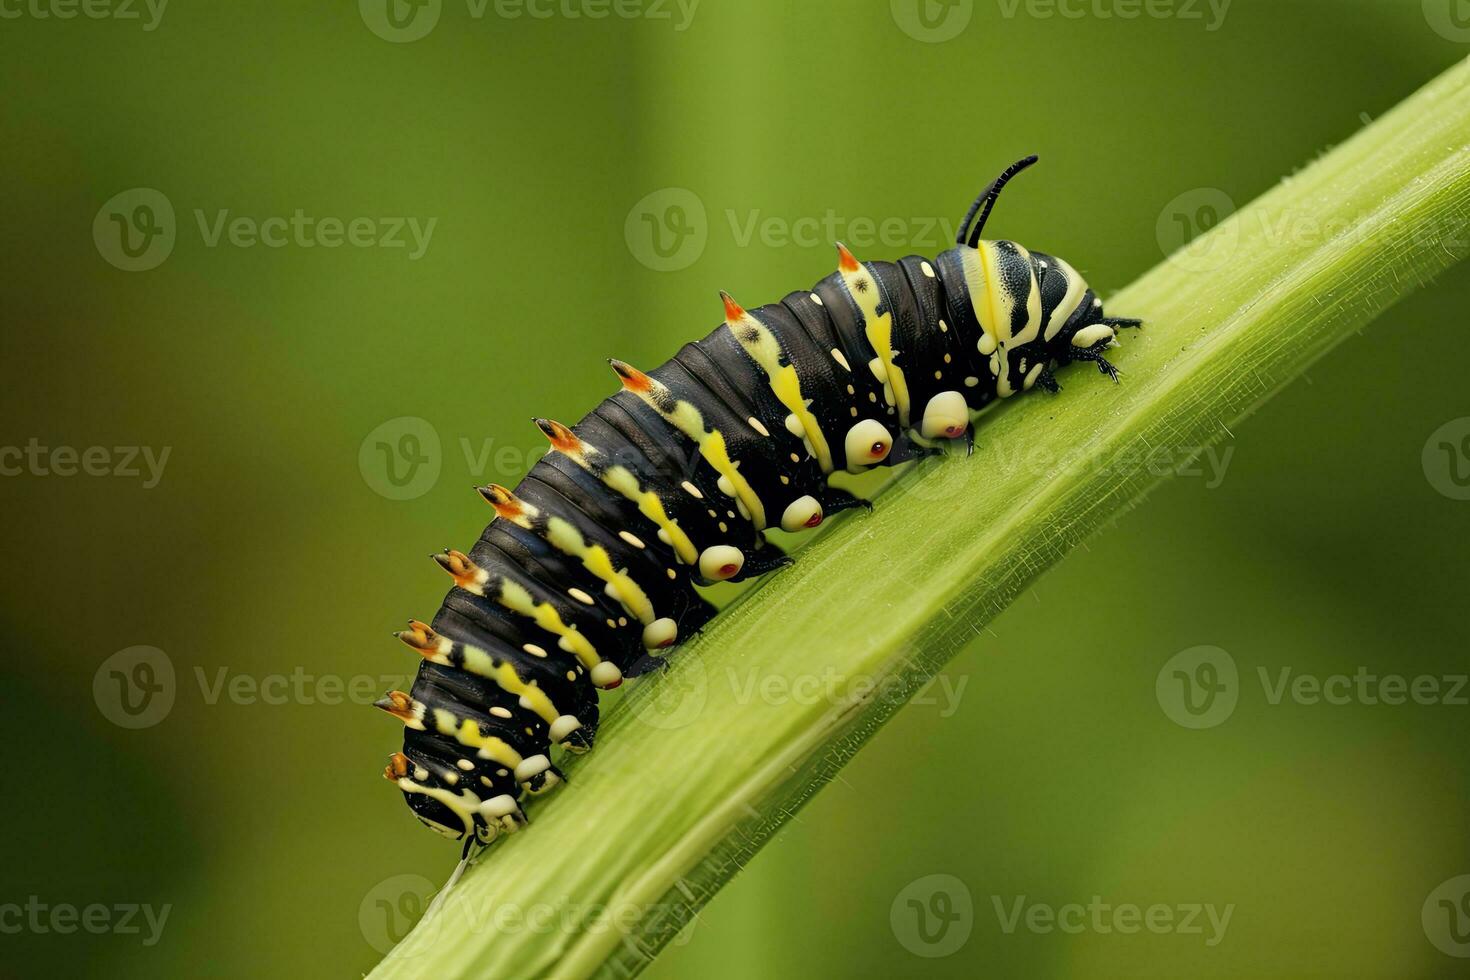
<box><xmin>369</xmin><ymin>55</ymin><xmax>1470</xmax><ymax>980</ymax></box>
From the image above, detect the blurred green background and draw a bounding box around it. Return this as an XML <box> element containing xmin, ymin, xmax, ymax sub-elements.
<box><xmin>3</xmin><ymin>1</ymin><xmax>1469</xmax><ymax>977</ymax></box>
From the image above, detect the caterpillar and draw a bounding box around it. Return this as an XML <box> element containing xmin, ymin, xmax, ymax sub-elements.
<box><xmin>375</xmin><ymin>156</ymin><xmax>1140</xmax><ymax>847</ymax></box>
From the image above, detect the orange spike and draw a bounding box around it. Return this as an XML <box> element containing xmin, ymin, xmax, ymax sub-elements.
<box><xmin>835</xmin><ymin>241</ymin><xmax>860</xmax><ymax>273</ymax></box>
<box><xmin>433</xmin><ymin>549</ymin><xmax>484</xmax><ymax>589</ymax></box>
<box><xmin>393</xmin><ymin>619</ymin><xmax>440</xmax><ymax>655</ymax></box>
<box><xmin>384</xmin><ymin>751</ymin><xmax>411</xmax><ymax>782</ymax></box>
<box><xmin>476</xmin><ymin>484</ymin><xmax>524</xmax><ymax>521</ymax></box>
<box><xmin>534</xmin><ymin>418</ymin><xmax>581</xmax><ymax>454</ymax></box>
<box><xmin>720</xmin><ymin>290</ymin><xmax>745</xmax><ymax>324</ymax></box>
<box><xmin>609</xmin><ymin>358</ymin><xmax>652</xmax><ymax>393</ymax></box>
<box><xmin>374</xmin><ymin>692</ymin><xmax>416</xmax><ymax>723</ymax></box>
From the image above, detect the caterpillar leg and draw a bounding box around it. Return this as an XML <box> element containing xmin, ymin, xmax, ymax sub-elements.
<box><xmin>741</xmin><ymin>541</ymin><xmax>795</xmax><ymax>577</ymax></box>
<box><xmin>1072</xmin><ymin>345</ymin><xmax>1121</xmax><ymax>383</ymax></box>
<box><xmin>821</xmin><ymin>486</ymin><xmax>873</xmax><ymax>516</ymax></box>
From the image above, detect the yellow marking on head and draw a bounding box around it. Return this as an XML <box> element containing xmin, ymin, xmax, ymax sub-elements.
<box><xmin>835</xmin><ymin>243</ymin><xmax>910</xmax><ymax>426</ymax></box>
<box><xmin>1043</xmin><ymin>255</ymin><xmax>1088</xmax><ymax>342</ymax></box>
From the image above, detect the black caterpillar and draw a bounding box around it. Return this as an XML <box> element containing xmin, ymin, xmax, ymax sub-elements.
<box><xmin>376</xmin><ymin>156</ymin><xmax>1140</xmax><ymax>845</ymax></box>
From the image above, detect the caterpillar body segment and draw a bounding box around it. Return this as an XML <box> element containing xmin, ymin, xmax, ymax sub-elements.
<box><xmin>378</xmin><ymin>157</ymin><xmax>1141</xmax><ymax>842</ymax></box>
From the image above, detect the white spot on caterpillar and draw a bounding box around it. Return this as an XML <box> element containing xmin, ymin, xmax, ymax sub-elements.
<box><xmin>681</xmin><ymin>480</ymin><xmax>703</xmax><ymax>499</ymax></box>
<box><xmin>514</xmin><ymin>754</ymin><xmax>552</xmax><ymax>783</ymax></box>
<box><xmin>489</xmin><ymin>705</ymin><xmax>513</xmax><ymax>719</ymax></box>
<box><xmin>939</xmin><ymin>319</ymin><xmax>949</xmax><ymax>333</ymax></box>
<box><xmin>522</xmin><ymin>643</ymin><xmax>547</xmax><ymax>658</ymax></box>
<box><xmin>568</xmin><ymin>587</ymin><xmax>595</xmax><ymax>606</ymax></box>
<box><xmin>456</xmin><ymin>758</ymin><xmax>475</xmax><ymax>771</ymax></box>
<box><xmin>699</xmin><ymin>545</ymin><xmax>744</xmax><ymax>581</ymax></box>
<box><xmin>964</xmin><ymin>376</ymin><xmax>979</xmax><ymax>387</ymax></box>
<box><xmin>549</xmin><ymin>715</ymin><xmax>582</xmax><ymax>743</ymax></box>
<box><xmin>642</xmin><ymin>617</ymin><xmax>678</xmax><ymax>650</ymax></box>
<box><xmin>921</xmin><ymin>391</ymin><xmax>969</xmax><ymax>439</ymax></box>
<box><xmin>479</xmin><ymin>794</ymin><xmax>519</xmax><ymax>819</ymax></box>
<box><xmin>831</xmin><ymin>348</ymin><xmax>850</xmax><ymax>371</ymax></box>
<box><xmin>811</xmin><ymin>293</ymin><xmax>823</xmax><ymax>305</ymax></box>
<box><xmin>590</xmin><ymin>662</ymin><xmax>623</xmax><ymax>689</ymax></box>
<box><xmin>845</xmin><ymin>419</ymin><xmax>891</xmax><ymax>469</ymax></box>
<box><xmin>747</xmin><ymin>416</ymin><xmax>770</xmax><ymax>437</ymax></box>
<box><xmin>921</xmin><ymin>261</ymin><xmax>936</xmax><ymax>278</ymax></box>
<box><xmin>619</xmin><ymin>530</ymin><xmax>646</xmax><ymax>549</ymax></box>
<box><xmin>781</xmin><ymin>495</ymin><xmax>823</xmax><ymax>532</ymax></box>
<box><xmin>1072</xmin><ymin>324</ymin><xmax>1116</xmax><ymax>349</ymax></box>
